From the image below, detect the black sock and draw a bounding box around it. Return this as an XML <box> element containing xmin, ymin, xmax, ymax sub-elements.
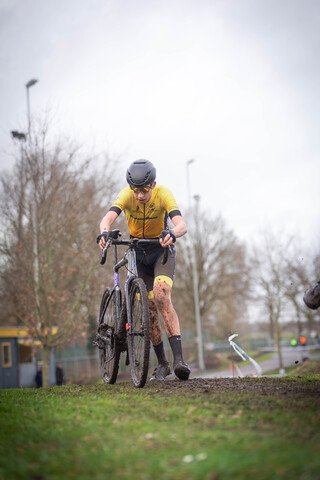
<box><xmin>168</xmin><ymin>335</ymin><xmax>183</xmax><ymax>364</ymax></box>
<box><xmin>153</xmin><ymin>342</ymin><xmax>168</xmax><ymax>365</ymax></box>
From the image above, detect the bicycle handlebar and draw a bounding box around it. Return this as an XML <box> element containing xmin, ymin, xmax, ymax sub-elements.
<box><xmin>99</xmin><ymin>230</ymin><xmax>173</xmax><ymax>266</ymax></box>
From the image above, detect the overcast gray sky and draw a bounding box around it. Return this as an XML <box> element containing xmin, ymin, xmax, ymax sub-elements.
<box><xmin>1</xmin><ymin>0</ymin><xmax>319</xmax><ymax>246</ymax></box>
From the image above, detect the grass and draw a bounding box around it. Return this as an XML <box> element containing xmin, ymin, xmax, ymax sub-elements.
<box><xmin>263</xmin><ymin>359</ymin><xmax>320</xmax><ymax>376</ymax></box>
<box><xmin>1</xmin><ymin>374</ymin><xmax>320</xmax><ymax>480</ymax></box>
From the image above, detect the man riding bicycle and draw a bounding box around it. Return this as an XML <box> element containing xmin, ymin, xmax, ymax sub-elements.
<box><xmin>98</xmin><ymin>159</ymin><xmax>191</xmax><ymax>381</ymax></box>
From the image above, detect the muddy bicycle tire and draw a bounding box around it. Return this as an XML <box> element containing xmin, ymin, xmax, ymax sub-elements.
<box><xmin>98</xmin><ymin>287</ymin><xmax>120</xmax><ymax>384</ymax></box>
<box><xmin>127</xmin><ymin>278</ymin><xmax>150</xmax><ymax>387</ymax></box>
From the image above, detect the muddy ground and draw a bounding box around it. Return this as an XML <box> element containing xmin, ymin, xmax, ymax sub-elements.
<box><xmin>105</xmin><ymin>374</ymin><xmax>320</xmax><ymax>401</ymax></box>
<box><xmin>109</xmin><ymin>359</ymin><xmax>320</xmax><ymax>396</ymax></box>
<box><xmin>144</xmin><ymin>376</ymin><xmax>320</xmax><ymax>395</ymax></box>
<box><xmin>79</xmin><ymin>360</ymin><xmax>320</xmax><ymax>400</ymax></box>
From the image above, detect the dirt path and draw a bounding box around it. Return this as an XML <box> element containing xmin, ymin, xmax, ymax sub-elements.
<box><xmin>140</xmin><ymin>376</ymin><xmax>320</xmax><ymax>397</ymax></box>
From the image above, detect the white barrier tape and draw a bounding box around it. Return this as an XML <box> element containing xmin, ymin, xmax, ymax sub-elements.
<box><xmin>228</xmin><ymin>334</ymin><xmax>262</xmax><ymax>376</ymax></box>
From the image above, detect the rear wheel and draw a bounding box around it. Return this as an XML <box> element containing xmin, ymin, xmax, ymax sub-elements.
<box><xmin>98</xmin><ymin>287</ymin><xmax>120</xmax><ymax>384</ymax></box>
<box><xmin>127</xmin><ymin>278</ymin><xmax>150</xmax><ymax>387</ymax></box>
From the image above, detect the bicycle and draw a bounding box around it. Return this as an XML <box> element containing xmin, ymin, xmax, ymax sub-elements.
<box><xmin>93</xmin><ymin>229</ymin><xmax>171</xmax><ymax>388</ymax></box>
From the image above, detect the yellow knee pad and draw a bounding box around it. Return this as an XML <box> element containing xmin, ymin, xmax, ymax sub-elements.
<box><xmin>154</xmin><ymin>275</ymin><xmax>173</xmax><ymax>288</ymax></box>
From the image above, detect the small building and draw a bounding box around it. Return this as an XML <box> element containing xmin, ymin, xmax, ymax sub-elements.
<box><xmin>0</xmin><ymin>327</ymin><xmax>55</xmax><ymax>388</ymax></box>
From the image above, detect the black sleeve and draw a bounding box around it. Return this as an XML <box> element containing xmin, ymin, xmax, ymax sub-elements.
<box><xmin>109</xmin><ymin>206</ymin><xmax>122</xmax><ymax>216</ymax></box>
<box><xmin>169</xmin><ymin>209</ymin><xmax>181</xmax><ymax>219</ymax></box>
<box><xmin>109</xmin><ymin>207</ymin><xmax>122</xmax><ymax>215</ymax></box>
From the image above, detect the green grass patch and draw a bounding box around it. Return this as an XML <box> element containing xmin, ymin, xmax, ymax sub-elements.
<box><xmin>264</xmin><ymin>359</ymin><xmax>320</xmax><ymax>377</ymax></box>
<box><xmin>1</xmin><ymin>377</ymin><xmax>320</xmax><ymax>480</ymax></box>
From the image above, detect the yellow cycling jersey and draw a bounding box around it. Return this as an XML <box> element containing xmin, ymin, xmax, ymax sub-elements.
<box><xmin>110</xmin><ymin>185</ymin><xmax>181</xmax><ymax>238</ymax></box>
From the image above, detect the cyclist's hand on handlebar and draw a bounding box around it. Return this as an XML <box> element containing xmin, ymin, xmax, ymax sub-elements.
<box><xmin>96</xmin><ymin>231</ymin><xmax>109</xmax><ymax>250</ymax></box>
<box><xmin>97</xmin><ymin>229</ymin><xmax>121</xmax><ymax>250</ymax></box>
<box><xmin>159</xmin><ymin>229</ymin><xmax>176</xmax><ymax>248</ymax></box>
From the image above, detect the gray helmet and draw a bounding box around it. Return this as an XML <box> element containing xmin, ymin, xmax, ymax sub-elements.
<box><xmin>126</xmin><ymin>159</ymin><xmax>156</xmax><ymax>187</ymax></box>
<box><xmin>303</xmin><ymin>281</ymin><xmax>320</xmax><ymax>310</ymax></box>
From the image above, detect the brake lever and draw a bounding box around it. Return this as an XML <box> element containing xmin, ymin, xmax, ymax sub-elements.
<box><xmin>161</xmin><ymin>245</ymin><xmax>174</xmax><ymax>265</ymax></box>
<box><xmin>100</xmin><ymin>247</ymin><xmax>108</xmax><ymax>265</ymax></box>
<box><xmin>160</xmin><ymin>230</ymin><xmax>174</xmax><ymax>265</ymax></box>
<box><xmin>100</xmin><ymin>239</ymin><xmax>112</xmax><ymax>265</ymax></box>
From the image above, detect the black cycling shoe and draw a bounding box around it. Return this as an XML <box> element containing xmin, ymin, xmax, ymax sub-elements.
<box><xmin>150</xmin><ymin>362</ymin><xmax>171</xmax><ymax>381</ymax></box>
<box><xmin>174</xmin><ymin>361</ymin><xmax>191</xmax><ymax>380</ymax></box>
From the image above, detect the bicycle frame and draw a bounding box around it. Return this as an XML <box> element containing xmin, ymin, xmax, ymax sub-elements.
<box><xmin>97</xmin><ymin>242</ymin><xmax>129</xmax><ymax>338</ymax></box>
<box><xmin>113</xmin><ymin>243</ymin><xmax>139</xmax><ymax>331</ymax></box>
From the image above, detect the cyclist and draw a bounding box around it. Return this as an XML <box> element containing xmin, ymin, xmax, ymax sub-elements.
<box><xmin>98</xmin><ymin>159</ymin><xmax>191</xmax><ymax>381</ymax></box>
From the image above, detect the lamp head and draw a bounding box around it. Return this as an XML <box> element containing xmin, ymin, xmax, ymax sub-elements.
<box><xmin>26</xmin><ymin>79</ymin><xmax>38</xmax><ymax>88</ymax></box>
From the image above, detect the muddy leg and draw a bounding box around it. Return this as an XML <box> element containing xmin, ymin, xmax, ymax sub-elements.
<box><xmin>148</xmin><ymin>297</ymin><xmax>170</xmax><ymax>376</ymax></box>
<box><xmin>148</xmin><ymin>297</ymin><xmax>163</xmax><ymax>346</ymax></box>
<box><xmin>153</xmin><ymin>281</ymin><xmax>190</xmax><ymax>380</ymax></box>
<box><xmin>153</xmin><ymin>282</ymin><xmax>180</xmax><ymax>337</ymax></box>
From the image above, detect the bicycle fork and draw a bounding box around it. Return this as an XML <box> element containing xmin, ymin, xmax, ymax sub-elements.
<box><xmin>123</xmin><ymin>248</ymin><xmax>138</xmax><ymax>333</ymax></box>
<box><xmin>113</xmin><ymin>247</ymin><xmax>139</xmax><ymax>365</ymax></box>
<box><xmin>113</xmin><ymin>248</ymin><xmax>129</xmax><ymax>325</ymax></box>
<box><xmin>113</xmin><ymin>248</ymin><xmax>133</xmax><ymax>364</ymax></box>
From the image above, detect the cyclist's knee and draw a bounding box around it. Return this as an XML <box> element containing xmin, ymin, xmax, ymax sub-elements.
<box><xmin>154</xmin><ymin>275</ymin><xmax>173</xmax><ymax>289</ymax></box>
<box><xmin>153</xmin><ymin>281</ymin><xmax>172</xmax><ymax>312</ymax></box>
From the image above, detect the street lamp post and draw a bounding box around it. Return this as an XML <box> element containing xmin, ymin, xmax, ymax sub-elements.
<box><xmin>25</xmin><ymin>79</ymin><xmax>40</xmax><ymax>326</ymax></box>
<box><xmin>26</xmin><ymin>78</ymin><xmax>38</xmax><ymax>136</ymax></box>
<box><xmin>10</xmin><ymin>131</ymin><xmax>27</xmax><ymax>245</ymax></box>
<box><xmin>186</xmin><ymin>159</ymin><xmax>205</xmax><ymax>371</ymax></box>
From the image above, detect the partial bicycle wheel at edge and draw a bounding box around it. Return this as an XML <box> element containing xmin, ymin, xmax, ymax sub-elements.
<box><xmin>127</xmin><ymin>278</ymin><xmax>150</xmax><ymax>387</ymax></box>
<box><xmin>98</xmin><ymin>287</ymin><xmax>120</xmax><ymax>384</ymax></box>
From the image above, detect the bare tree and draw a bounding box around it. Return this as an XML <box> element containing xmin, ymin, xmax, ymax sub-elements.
<box><xmin>284</xmin><ymin>242</ymin><xmax>320</xmax><ymax>335</ymax></box>
<box><xmin>0</xmin><ymin>123</ymin><xmax>119</xmax><ymax>386</ymax></box>
<box><xmin>251</xmin><ymin>231</ymin><xmax>298</xmax><ymax>369</ymax></box>
<box><xmin>173</xmin><ymin>205</ymin><xmax>251</xmax><ymax>342</ymax></box>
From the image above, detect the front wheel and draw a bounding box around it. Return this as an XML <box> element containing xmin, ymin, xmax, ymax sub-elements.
<box><xmin>127</xmin><ymin>278</ymin><xmax>150</xmax><ymax>387</ymax></box>
<box><xmin>98</xmin><ymin>287</ymin><xmax>120</xmax><ymax>384</ymax></box>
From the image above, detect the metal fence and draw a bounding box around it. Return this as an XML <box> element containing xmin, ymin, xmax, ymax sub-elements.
<box><xmin>57</xmin><ymin>334</ymin><xmax>310</xmax><ymax>384</ymax></box>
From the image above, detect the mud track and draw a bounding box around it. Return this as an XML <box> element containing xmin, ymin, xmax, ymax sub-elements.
<box><xmin>113</xmin><ymin>376</ymin><xmax>320</xmax><ymax>398</ymax></box>
<box><xmin>157</xmin><ymin>377</ymin><xmax>318</xmax><ymax>390</ymax></box>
